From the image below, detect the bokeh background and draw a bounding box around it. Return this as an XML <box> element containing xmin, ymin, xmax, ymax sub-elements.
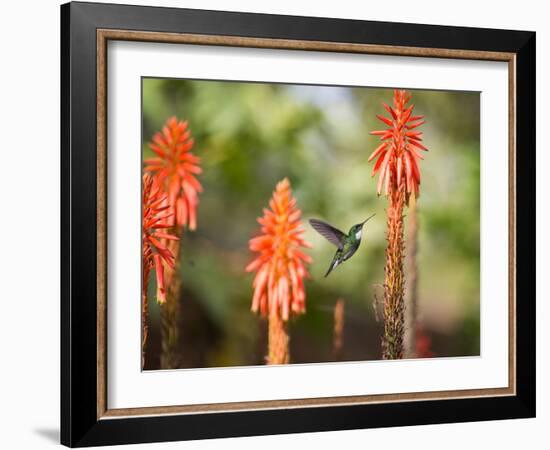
<box><xmin>142</xmin><ymin>78</ymin><xmax>480</xmax><ymax>370</ymax></box>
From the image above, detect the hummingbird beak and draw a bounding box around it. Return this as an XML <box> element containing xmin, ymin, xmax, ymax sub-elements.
<box><xmin>361</xmin><ymin>213</ymin><xmax>376</xmax><ymax>226</ymax></box>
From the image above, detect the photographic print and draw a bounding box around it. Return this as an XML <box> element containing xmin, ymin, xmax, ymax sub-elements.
<box><xmin>62</xmin><ymin>5</ymin><xmax>535</xmax><ymax>444</ymax></box>
<box><xmin>141</xmin><ymin>78</ymin><xmax>480</xmax><ymax>370</ymax></box>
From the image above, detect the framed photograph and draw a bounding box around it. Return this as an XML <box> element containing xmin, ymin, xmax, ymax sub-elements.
<box><xmin>61</xmin><ymin>1</ymin><xmax>535</xmax><ymax>447</ymax></box>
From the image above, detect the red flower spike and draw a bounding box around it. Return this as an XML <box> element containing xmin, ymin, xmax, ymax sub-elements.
<box><xmin>368</xmin><ymin>90</ymin><xmax>427</xmax><ymax>200</ymax></box>
<box><xmin>246</xmin><ymin>178</ymin><xmax>312</xmax><ymax>321</ymax></box>
<box><xmin>416</xmin><ymin>325</ymin><xmax>436</xmax><ymax>358</ymax></box>
<box><xmin>142</xmin><ymin>174</ymin><xmax>179</xmax><ymax>304</ymax></box>
<box><xmin>144</xmin><ymin>117</ymin><xmax>202</xmax><ymax>230</ymax></box>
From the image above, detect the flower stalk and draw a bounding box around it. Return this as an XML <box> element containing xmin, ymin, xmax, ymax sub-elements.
<box><xmin>369</xmin><ymin>90</ymin><xmax>427</xmax><ymax>360</ymax></box>
<box><xmin>382</xmin><ymin>178</ymin><xmax>406</xmax><ymax>359</ymax></box>
<box><xmin>333</xmin><ymin>299</ymin><xmax>345</xmax><ymax>361</ymax></box>
<box><xmin>268</xmin><ymin>313</ymin><xmax>290</xmax><ymax>364</ymax></box>
<box><xmin>141</xmin><ymin>269</ymin><xmax>149</xmax><ymax>368</ymax></box>
<box><xmin>404</xmin><ymin>195</ymin><xmax>419</xmax><ymax>357</ymax></box>
<box><xmin>160</xmin><ymin>237</ymin><xmax>183</xmax><ymax>369</ymax></box>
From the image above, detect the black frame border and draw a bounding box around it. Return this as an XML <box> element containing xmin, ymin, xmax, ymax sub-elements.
<box><xmin>61</xmin><ymin>1</ymin><xmax>535</xmax><ymax>447</ymax></box>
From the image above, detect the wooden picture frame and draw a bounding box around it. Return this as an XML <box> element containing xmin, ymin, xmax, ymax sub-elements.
<box><xmin>61</xmin><ymin>1</ymin><xmax>535</xmax><ymax>446</ymax></box>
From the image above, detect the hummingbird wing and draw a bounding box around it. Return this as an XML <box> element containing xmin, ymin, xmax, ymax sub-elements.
<box><xmin>309</xmin><ymin>219</ymin><xmax>346</xmax><ymax>249</ymax></box>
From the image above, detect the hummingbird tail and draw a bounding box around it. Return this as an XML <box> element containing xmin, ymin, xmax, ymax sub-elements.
<box><xmin>324</xmin><ymin>261</ymin><xmax>335</xmax><ymax>277</ymax></box>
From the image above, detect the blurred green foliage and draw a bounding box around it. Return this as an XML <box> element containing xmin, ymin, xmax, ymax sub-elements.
<box><xmin>143</xmin><ymin>78</ymin><xmax>480</xmax><ymax>369</ymax></box>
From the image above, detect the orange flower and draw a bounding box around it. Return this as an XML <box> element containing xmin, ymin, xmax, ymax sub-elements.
<box><xmin>246</xmin><ymin>178</ymin><xmax>312</xmax><ymax>321</ymax></box>
<box><xmin>144</xmin><ymin>117</ymin><xmax>202</xmax><ymax>230</ymax></box>
<box><xmin>369</xmin><ymin>89</ymin><xmax>427</xmax><ymax>199</ymax></box>
<box><xmin>142</xmin><ymin>174</ymin><xmax>179</xmax><ymax>303</ymax></box>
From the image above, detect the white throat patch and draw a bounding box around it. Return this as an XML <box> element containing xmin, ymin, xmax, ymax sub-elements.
<box><xmin>355</xmin><ymin>229</ymin><xmax>362</xmax><ymax>240</ymax></box>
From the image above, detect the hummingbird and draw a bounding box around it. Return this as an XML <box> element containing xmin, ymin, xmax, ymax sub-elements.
<box><xmin>309</xmin><ymin>214</ymin><xmax>376</xmax><ymax>277</ymax></box>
